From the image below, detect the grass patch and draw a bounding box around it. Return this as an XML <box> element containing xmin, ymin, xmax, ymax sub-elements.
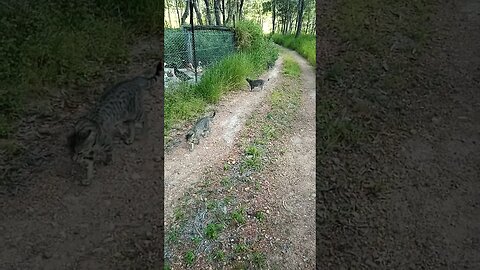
<box><xmin>0</xmin><ymin>0</ymin><xmax>163</xmax><ymax>139</ymax></box>
<box><xmin>251</xmin><ymin>251</ymin><xmax>267</xmax><ymax>268</ymax></box>
<box><xmin>272</xmin><ymin>34</ymin><xmax>316</xmax><ymax>66</ymax></box>
<box><xmin>240</xmin><ymin>145</ymin><xmax>263</xmax><ymax>173</ymax></box>
<box><xmin>205</xmin><ymin>223</ymin><xmax>224</xmax><ymax>240</ymax></box>
<box><xmin>231</xmin><ymin>207</ymin><xmax>247</xmax><ymax>225</ymax></box>
<box><xmin>282</xmin><ymin>56</ymin><xmax>302</xmax><ymax>78</ymax></box>
<box><xmin>184</xmin><ymin>250</ymin><xmax>196</xmax><ymax>266</ymax></box>
<box><xmin>164</xmin><ymin>83</ymin><xmax>207</xmax><ymax>131</ymax></box>
<box><xmin>254</xmin><ymin>211</ymin><xmax>266</xmax><ymax>222</ymax></box>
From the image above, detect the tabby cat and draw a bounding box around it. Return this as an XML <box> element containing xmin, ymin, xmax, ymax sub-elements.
<box><xmin>246</xmin><ymin>78</ymin><xmax>270</xmax><ymax>92</ymax></box>
<box><xmin>68</xmin><ymin>61</ymin><xmax>161</xmax><ymax>185</ymax></box>
<box><xmin>185</xmin><ymin>111</ymin><xmax>216</xmax><ymax>151</ymax></box>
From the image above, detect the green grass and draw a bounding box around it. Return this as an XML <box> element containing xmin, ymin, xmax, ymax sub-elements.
<box><xmin>254</xmin><ymin>211</ymin><xmax>265</xmax><ymax>222</ymax></box>
<box><xmin>231</xmin><ymin>207</ymin><xmax>246</xmax><ymax>225</ymax></box>
<box><xmin>205</xmin><ymin>223</ymin><xmax>224</xmax><ymax>240</ymax></box>
<box><xmin>184</xmin><ymin>250</ymin><xmax>196</xmax><ymax>266</ymax></box>
<box><xmin>240</xmin><ymin>145</ymin><xmax>263</xmax><ymax>173</ymax></box>
<box><xmin>272</xmin><ymin>34</ymin><xmax>315</xmax><ymax>66</ymax></box>
<box><xmin>164</xmin><ymin>20</ymin><xmax>279</xmax><ymax>137</ymax></box>
<box><xmin>0</xmin><ymin>0</ymin><xmax>163</xmax><ymax>139</ymax></box>
<box><xmin>282</xmin><ymin>56</ymin><xmax>302</xmax><ymax>78</ymax></box>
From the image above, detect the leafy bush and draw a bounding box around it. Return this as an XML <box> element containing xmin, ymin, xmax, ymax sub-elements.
<box><xmin>272</xmin><ymin>34</ymin><xmax>316</xmax><ymax>65</ymax></box>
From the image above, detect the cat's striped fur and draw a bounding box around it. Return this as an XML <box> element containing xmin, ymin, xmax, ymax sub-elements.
<box><xmin>68</xmin><ymin>61</ymin><xmax>161</xmax><ymax>185</ymax></box>
<box><xmin>185</xmin><ymin>111</ymin><xmax>216</xmax><ymax>151</ymax></box>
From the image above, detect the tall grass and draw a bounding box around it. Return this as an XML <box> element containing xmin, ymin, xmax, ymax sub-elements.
<box><xmin>164</xmin><ymin>21</ymin><xmax>278</xmax><ymax>137</ymax></box>
<box><xmin>0</xmin><ymin>0</ymin><xmax>163</xmax><ymax>138</ymax></box>
<box><xmin>272</xmin><ymin>34</ymin><xmax>316</xmax><ymax>66</ymax></box>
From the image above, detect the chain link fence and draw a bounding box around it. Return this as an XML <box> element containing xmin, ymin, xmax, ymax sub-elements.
<box><xmin>164</xmin><ymin>26</ymin><xmax>236</xmax><ymax>89</ymax></box>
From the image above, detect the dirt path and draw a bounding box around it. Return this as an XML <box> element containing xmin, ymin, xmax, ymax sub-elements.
<box><xmin>164</xmin><ymin>56</ymin><xmax>284</xmax><ymax>221</ymax></box>
<box><xmin>317</xmin><ymin>0</ymin><xmax>480</xmax><ymax>268</ymax></box>
<box><xmin>164</xmin><ymin>47</ymin><xmax>315</xmax><ymax>268</ymax></box>
<box><xmin>0</xmin><ymin>37</ymin><xmax>164</xmax><ymax>269</ymax></box>
<box><xmin>264</xmin><ymin>49</ymin><xmax>316</xmax><ymax>269</ymax></box>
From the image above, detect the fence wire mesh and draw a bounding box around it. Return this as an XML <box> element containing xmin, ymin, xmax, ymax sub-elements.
<box><xmin>164</xmin><ymin>27</ymin><xmax>235</xmax><ymax>89</ymax></box>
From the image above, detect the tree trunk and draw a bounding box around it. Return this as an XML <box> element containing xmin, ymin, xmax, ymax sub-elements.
<box><xmin>166</xmin><ymin>0</ymin><xmax>172</xmax><ymax>28</ymax></box>
<box><xmin>289</xmin><ymin>13</ymin><xmax>295</xmax><ymax>33</ymax></box>
<box><xmin>295</xmin><ymin>0</ymin><xmax>305</xmax><ymax>37</ymax></box>
<box><xmin>181</xmin><ymin>0</ymin><xmax>190</xmax><ymax>25</ymax></box>
<box><xmin>203</xmin><ymin>0</ymin><xmax>213</xmax><ymax>25</ymax></box>
<box><xmin>238</xmin><ymin>0</ymin><xmax>244</xmax><ymax>20</ymax></box>
<box><xmin>213</xmin><ymin>0</ymin><xmax>222</xmax><ymax>25</ymax></box>
<box><xmin>175</xmin><ymin>0</ymin><xmax>182</xmax><ymax>27</ymax></box>
<box><xmin>193</xmin><ymin>0</ymin><xmax>203</xmax><ymax>25</ymax></box>
<box><xmin>221</xmin><ymin>0</ymin><xmax>226</xmax><ymax>25</ymax></box>
<box><xmin>225</xmin><ymin>0</ymin><xmax>233</xmax><ymax>25</ymax></box>
<box><xmin>272</xmin><ymin>0</ymin><xmax>276</xmax><ymax>34</ymax></box>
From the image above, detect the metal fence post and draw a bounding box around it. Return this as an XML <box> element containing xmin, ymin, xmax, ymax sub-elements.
<box><xmin>189</xmin><ymin>0</ymin><xmax>198</xmax><ymax>83</ymax></box>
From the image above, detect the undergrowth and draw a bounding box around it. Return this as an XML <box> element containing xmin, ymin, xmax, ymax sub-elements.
<box><xmin>164</xmin><ymin>20</ymin><xmax>278</xmax><ymax>137</ymax></box>
<box><xmin>272</xmin><ymin>34</ymin><xmax>315</xmax><ymax>66</ymax></box>
<box><xmin>0</xmin><ymin>0</ymin><xmax>163</xmax><ymax>138</ymax></box>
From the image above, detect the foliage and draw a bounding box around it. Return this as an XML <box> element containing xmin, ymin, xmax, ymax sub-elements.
<box><xmin>234</xmin><ymin>20</ymin><xmax>266</xmax><ymax>51</ymax></box>
<box><xmin>272</xmin><ymin>33</ymin><xmax>315</xmax><ymax>65</ymax></box>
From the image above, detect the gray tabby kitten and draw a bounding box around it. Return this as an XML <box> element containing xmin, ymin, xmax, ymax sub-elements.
<box><xmin>67</xmin><ymin>61</ymin><xmax>161</xmax><ymax>186</ymax></box>
<box><xmin>185</xmin><ymin>111</ymin><xmax>216</xmax><ymax>151</ymax></box>
<box><xmin>246</xmin><ymin>78</ymin><xmax>270</xmax><ymax>91</ymax></box>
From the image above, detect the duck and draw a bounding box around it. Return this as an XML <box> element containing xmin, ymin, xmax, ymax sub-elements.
<box><xmin>196</xmin><ymin>61</ymin><xmax>203</xmax><ymax>73</ymax></box>
<box><xmin>174</xmin><ymin>67</ymin><xmax>192</xmax><ymax>81</ymax></box>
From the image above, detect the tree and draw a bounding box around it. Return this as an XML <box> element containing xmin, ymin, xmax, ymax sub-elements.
<box><xmin>166</xmin><ymin>0</ymin><xmax>173</xmax><ymax>27</ymax></box>
<box><xmin>222</xmin><ymin>0</ymin><xmax>226</xmax><ymax>25</ymax></box>
<box><xmin>175</xmin><ymin>0</ymin><xmax>183</xmax><ymax>27</ymax></box>
<box><xmin>193</xmin><ymin>0</ymin><xmax>203</xmax><ymax>25</ymax></box>
<box><xmin>181</xmin><ymin>0</ymin><xmax>189</xmax><ymax>25</ymax></box>
<box><xmin>213</xmin><ymin>0</ymin><xmax>222</xmax><ymax>25</ymax></box>
<box><xmin>225</xmin><ymin>0</ymin><xmax>234</xmax><ymax>25</ymax></box>
<box><xmin>204</xmin><ymin>0</ymin><xmax>213</xmax><ymax>25</ymax></box>
<box><xmin>238</xmin><ymin>0</ymin><xmax>244</xmax><ymax>20</ymax></box>
<box><xmin>295</xmin><ymin>0</ymin><xmax>304</xmax><ymax>37</ymax></box>
<box><xmin>272</xmin><ymin>0</ymin><xmax>276</xmax><ymax>34</ymax></box>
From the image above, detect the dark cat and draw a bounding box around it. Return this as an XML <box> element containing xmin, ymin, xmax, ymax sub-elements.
<box><xmin>185</xmin><ymin>111</ymin><xmax>216</xmax><ymax>151</ymax></box>
<box><xmin>246</xmin><ymin>78</ymin><xmax>270</xmax><ymax>91</ymax></box>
